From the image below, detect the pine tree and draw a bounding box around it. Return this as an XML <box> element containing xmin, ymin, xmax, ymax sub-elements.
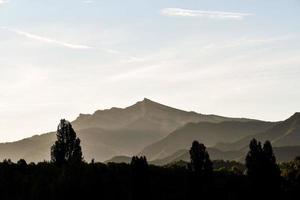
<box><xmin>51</xmin><ymin>119</ymin><xmax>83</xmax><ymax>165</ymax></box>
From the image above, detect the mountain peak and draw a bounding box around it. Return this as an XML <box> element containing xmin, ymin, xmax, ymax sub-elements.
<box><xmin>142</xmin><ymin>98</ymin><xmax>156</xmax><ymax>104</ymax></box>
<box><xmin>133</xmin><ymin>98</ymin><xmax>163</xmax><ymax>108</ymax></box>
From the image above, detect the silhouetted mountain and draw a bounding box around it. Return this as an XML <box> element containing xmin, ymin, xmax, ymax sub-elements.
<box><xmin>0</xmin><ymin>98</ymin><xmax>251</xmax><ymax>162</ymax></box>
<box><xmin>216</xmin><ymin>113</ymin><xmax>300</xmax><ymax>151</ymax></box>
<box><xmin>140</xmin><ymin>120</ymin><xmax>275</xmax><ymax>160</ymax></box>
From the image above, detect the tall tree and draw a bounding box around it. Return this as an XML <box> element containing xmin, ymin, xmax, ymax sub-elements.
<box><xmin>189</xmin><ymin>140</ymin><xmax>213</xmax><ymax>176</ymax></box>
<box><xmin>246</xmin><ymin>138</ymin><xmax>263</xmax><ymax>178</ymax></box>
<box><xmin>130</xmin><ymin>156</ymin><xmax>149</xmax><ymax>200</ymax></box>
<box><xmin>263</xmin><ymin>141</ymin><xmax>281</xmax><ymax>193</ymax></box>
<box><xmin>188</xmin><ymin>141</ymin><xmax>213</xmax><ymax>199</ymax></box>
<box><xmin>246</xmin><ymin>139</ymin><xmax>281</xmax><ymax>199</ymax></box>
<box><xmin>246</xmin><ymin>139</ymin><xmax>280</xmax><ymax>178</ymax></box>
<box><xmin>51</xmin><ymin>119</ymin><xmax>83</xmax><ymax>165</ymax></box>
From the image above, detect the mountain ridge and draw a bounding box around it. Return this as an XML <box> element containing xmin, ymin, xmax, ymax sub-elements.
<box><xmin>215</xmin><ymin>112</ymin><xmax>300</xmax><ymax>151</ymax></box>
<box><xmin>139</xmin><ymin>120</ymin><xmax>277</xmax><ymax>160</ymax></box>
<box><xmin>0</xmin><ymin>98</ymin><xmax>258</xmax><ymax>162</ymax></box>
<box><xmin>1</xmin><ymin>98</ymin><xmax>297</xmax><ymax>163</ymax></box>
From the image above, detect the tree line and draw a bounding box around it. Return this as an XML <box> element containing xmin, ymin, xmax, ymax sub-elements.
<box><xmin>0</xmin><ymin>119</ymin><xmax>299</xmax><ymax>200</ymax></box>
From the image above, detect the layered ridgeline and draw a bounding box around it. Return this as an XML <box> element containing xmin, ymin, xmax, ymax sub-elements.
<box><xmin>140</xmin><ymin>112</ymin><xmax>300</xmax><ymax>163</ymax></box>
<box><xmin>0</xmin><ymin>98</ymin><xmax>251</xmax><ymax>162</ymax></box>
<box><xmin>1</xmin><ymin>98</ymin><xmax>299</xmax><ymax>163</ymax></box>
<box><xmin>215</xmin><ymin>112</ymin><xmax>300</xmax><ymax>151</ymax></box>
<box><xmin>107</xmin><ymin>145</ymin><xmax>300</xmax><ymax>165</ymax></box>
<box><xmin>139</xmin><ymin>120</ymin><xmax>275</xmax><ymax>160</ymax></box>
<box><xmin>105</xmin><ymin>148</ymin><xmax>242</xmax><ymax>166</ymax></box>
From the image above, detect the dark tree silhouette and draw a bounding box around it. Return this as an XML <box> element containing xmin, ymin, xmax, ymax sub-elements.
<box><xmin>188</xmin><ymin>141</ymin><xmax>213</xmax><ymax>199</ymax></box>
<box><xmin>263</xmin><ymin>141</ymin><xmax>281</xmax><ymax>198</ymax></box>
<box><xmin>246</xmin><ymin>138</ymin><xmax>263</xmax><ymax>178</ymax></box>
<box><xmin>131</xmin><ymin>156</ymin><xmax>148</xmax><ymax>172</ymax></box>
<box><xmin>51</xmin><ymin>119</ymin><xmax>83</xmax><ymax>165</ymax></box>
<box><xmin>246</xmin><ymin>139</ymin><xmax>281</xmax><ymax>200</ymax></box>
<box><xmin>17</xmin><ymin>159</ymin><xmax>27</xmax><ymax>166</ymax></box>
<box><xmin>189</xmin><ymin>140</ymin><xmax>213</xmax><ymax>176</ymax></box>
<box><xmin>130</xmin><ymin>156</ymin><xmax>149</xmax><ymax>200</ymax></box>
<box><xmin>263</xmin><ymin>141</ymin><xmax>281</xmax><ymax>178</ymax></box>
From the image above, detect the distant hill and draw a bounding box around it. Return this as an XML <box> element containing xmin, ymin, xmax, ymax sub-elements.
<box><xmin>148</xmin><ymin>146</ymin><xmax>300</xmax><ymax>166</ymax></box>
<box><xmin>215</xmin><ymin>113</ymin><xmax>300</xmax><ymax>151</ymax></box>
<box><xmin>273</xmin><ymin>146</ymin><xmax>300</xmax><ymax>162</ymax></box>
<box><xmin>0</xmin><ymin>98</ymin><xmax>250</xmax><ymax>162</ymax></box>
<box><xmin>151</xmin><ymin>148</ymin><xmax>242</xmax><ymax>166</ymax></box>
<box><xmin>105</xmin><ymin>155</ymin><xmax>132</xmax><ymax>164</ymax></box>
<box><xmin>105</xmin><ymin>145</ymin><xmax>300</xmax><ymax>166</ymax></box>
<box><xmin>139</xmin><ymin>120</ymin><xmax>275</xmax><ymax>160</ymax></box>
<box><xmin>104</xmin><ymin>148</ymin><xmax>240</xmax><ymax>166</ymax></box>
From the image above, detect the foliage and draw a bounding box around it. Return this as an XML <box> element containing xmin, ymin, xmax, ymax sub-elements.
<box><xmin>130</xmin><ymin>156</ymin><xmax>149</xmax><ymax>200</ymax></box>
<box><xmin>189</xmin><ymin>140</ymin><xmax>213</xmax><ymax>176</ymax></box>
<box><xmin>245</xmin><ymin>139</ymin><xmax>281</xmax><ymax>199</ymax></box>
<box><xmin>0</xmin><ymin>124</ymin><xmax>299</xmax><ymax>200</ymax></box>
<box><xmin>187</xmin><ymin>141</ymin><xmax>213</xmax><ymax>199</ymax></box>
<box><xmin>51</xmin><ymin>119</ymin><xmax>83</xmax><ymax>165</ymax></box>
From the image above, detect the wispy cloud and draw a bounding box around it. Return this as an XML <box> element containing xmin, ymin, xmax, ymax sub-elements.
<box><xmin>0</xmin><ymin>27</ymin><xmax>93</xmax><ymax>49</ymax></box>
<box><xmin>161</xmin><ymin>8</ymin><xmax>252</xmax><ymax>20</ymax></box>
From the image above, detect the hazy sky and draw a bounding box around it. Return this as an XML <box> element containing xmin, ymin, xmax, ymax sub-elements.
<box><xmin>0</xmin><ymin>0</ymin><xmax>299</xmax><ymax>142</ymax></box>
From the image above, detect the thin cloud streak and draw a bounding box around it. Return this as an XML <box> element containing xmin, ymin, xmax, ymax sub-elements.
<box><xmin>108</xmin><ymin>34</ymin><xmax>294</xmax><ymax>82</ymax></box>
<box><xmin>0</xmin><ymin>27</ymin><xmax>93</xmax><ymax>49</ymax></box>
<box><xmin>161</xmin><ymin>8</ymin><xmax>252</xmax><ymax>20</ymax></box>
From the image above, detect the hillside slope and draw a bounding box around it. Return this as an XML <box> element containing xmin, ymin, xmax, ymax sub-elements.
<box><xmin>140</xmin><ymin>120</ymin><xmax>275</xmax><ymax>160</ymax></box>
<box><xmin>150</xmin><ymin>146</ymin><xmax>300</xmax><ymax>166</ymax></box>
<box><xmin>216</xmin><ymin>113</ymin><xmax>300</xmax><ymax>151</ymax></box>
<box><xmin>0</xmin><ymin>98</ymin><xmax>250</xmax><ymax>162</ymax></box>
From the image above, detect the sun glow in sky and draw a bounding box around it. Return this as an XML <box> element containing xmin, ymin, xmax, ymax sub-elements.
<box><xmin>0</xmin><ymin>0</ymin><xmax>300</xmax><ymax>142</ymax></box>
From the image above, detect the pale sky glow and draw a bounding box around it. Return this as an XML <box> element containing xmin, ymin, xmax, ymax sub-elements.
<box><xmin>0</xmin><ymin>0</ymin><xmax>9</xmax><ymax>5</ymax></box>
<box><xmin>0</xmin><ymin>0</ymin><xmax>300</xmax><ymax>142</ymax></box>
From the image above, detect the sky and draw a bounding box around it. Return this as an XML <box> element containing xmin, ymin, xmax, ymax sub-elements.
<box><xmin>0</xmin><ymin>0</ymin><xmax>299</xmax><ymax>142</ymax></box>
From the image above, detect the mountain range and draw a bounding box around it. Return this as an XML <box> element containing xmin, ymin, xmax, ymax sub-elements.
<box><xmin>139</xmin><ymin>120</ymin><xmax>275</xmax><ymax>160</ymax></box>
<box><xmin>0</xmin><ymin>98</ymin><xmax>299</xmax><ymax>164</ymax></box>
<box><xmin>215</xmin><ymin>113</ymin><xmax>300</xmax><ymax>151</ymax></box>
<box><xmin>106</xmin><ymin>145</ymin><xmax>300</xmax><ymax>165</ymax></box>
